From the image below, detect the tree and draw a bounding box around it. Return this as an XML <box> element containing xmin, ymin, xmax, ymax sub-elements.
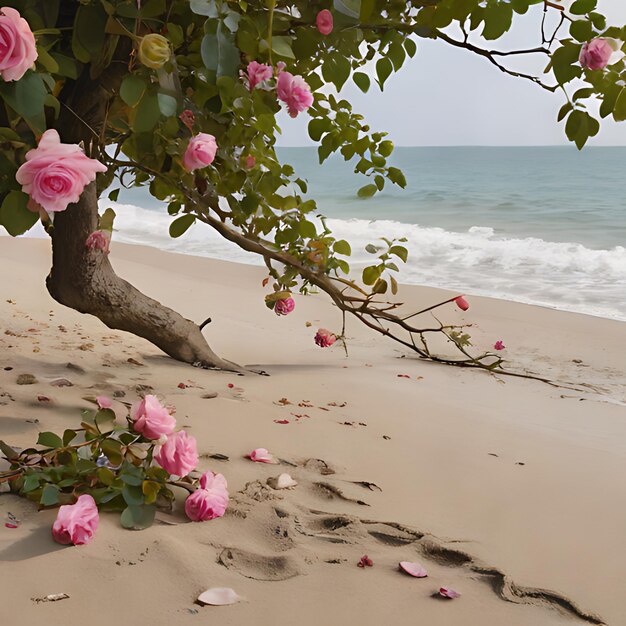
<box><xmin>0</xmin><ymin>0</ymin><xmax>623</xmax><ymax>372</ymax></box>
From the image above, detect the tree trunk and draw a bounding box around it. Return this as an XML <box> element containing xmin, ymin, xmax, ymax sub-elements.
<box><xmin>46</xmin><ymin>183</ymin><xmax>241</xmax><ymax>371</ymax></box>
<box><xmin>39</xmin><ymin>32</ymin><xmax>242</xmax><ymax>372</ymax></box>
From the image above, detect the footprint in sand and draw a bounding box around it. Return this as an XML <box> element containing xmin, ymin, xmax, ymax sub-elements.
<box><xmin>218</xmin><ymin>547</ymin><xmax>301</xmax><ymax>581</ymax></box>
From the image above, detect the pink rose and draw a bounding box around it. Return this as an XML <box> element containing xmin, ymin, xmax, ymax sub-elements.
<box><xmin>15</xmin><ymin>130</ymin><xmax>107</xmax><ymax>213</ymax></box>
<box><xmin>154</xmin><ymin>430</ymin><xmax>198</xmax><ymax>477</ymax></box>
<box><xmin>454</xmin><ymin>296</ymin><xmax>469</xmax><ymax>311</ymax></box>
<box><xmin>493</xmin><ymin>340</ymin><xmax>505</xmax><ymax>351</ymax></box>
<box><xmin>316</xmin><ymin>10</ymin><xmax>334</xmax><ymax>36</ymax></box>
<box><xmin>131</xmin><ymin>394</ymin><xmax>176</xmax><ymax>441</ymax></box>
<box><xmin>277</xmin><ymin>71</ymin><xmax>314</xmax><ymax>118</ymax></box>
<box><xmin>244</xmin><ymin>154</ymin><xmax>256</xmax><ymax>169</ymax></box>
<box><xmin>52</xmin><ymin>494</ymin><xmax>99</xmax><ymax>546</ymax></box>
<box><xmin>183</xmin><ymin>133</ymin><xmax>217</xmax><ymax>172</ymax></box>
<box><xmin>85</xmin><ymin>230</ymin><xmax>110</xmax><ymax>254</ymax></box>
<box><xmin>274</xmin><ymin>297</ymin><xmax>295</xmax><ymax>316</ymax></box>
<box><xmin>314</xmin><ymin>328</ymin><xmax>336</xmax><ymax>348</ymax></box>
<box><xmin>247</xmin><ymin>60</ymin><xmax>273</xmax><ymax>90</ymax></box>
<box><xmin>579</xmin><ymin>38</ymin><xmax>613</xmax><ymax>70</ymax></box>
<box><xmin>0</xmin><ymin>7</ymin><xmax>37</xmax><ymax>81</ymax></box>
<box><xmin>185</xmin><ymin>471</ymin><xmax>229</xmax><ymax>521</ymax></box>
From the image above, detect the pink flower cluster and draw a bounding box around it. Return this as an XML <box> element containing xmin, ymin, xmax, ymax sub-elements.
<box><xmin>244</xmin><ymin>61</ymin><xmax>313</xmax><ymax>119</ymax></box>
<box><xmin>314</xmin><ymin>328</ymin><xmax>337</xmax><ymax>348</ymax></box>
<box><xmin>154</xmin><ymin>430</ymin><xmax>198</xmax><ymax>477</ymax></box>
<box><xmin>185</xmin><ymin>471</ymin><xmax>229</xmax><ymax>521</ymax></box>
<box><xmin>183</xmin><ymin>133</ymin><xmax>217</xmax><ymax>172</ymax></box>
<box><xmin>85</xmin><ymin>230</ymin><xmax>111</xmax><ymax>254</ymax></box>
<box><xmin>247</xmin><ymin>60</ymin><xmax>273</xmax><ymax>90</ymax></box>
<box><xmin>579</xmin><ymin>38</ymin><xmax>613</xmax><ymax>71</ymax></box>
<box><xmin>131</xmin><ymin>394</ymin><xmax>176</xmax><ymax>441</ymax></box>
<box><xmin>277</xmin><ymin>71</ymin><xmax>314</xmax><ymax>118</ymax></box>
<box><xmin>52</xmin><ymin>494</ymin><xmax>99</xmax><ymax>545</ymax></box>
<box><xmin>274</xmin><ymin>296</ymin><xmax>295</xmax><ymax>316</ymax></box>
<box><xmin>316</xmin><ymin>10</ymin><xmax>334</xmax><ymax>36</ymax></box>
<box><xmin>16</xmin><ymin>130</ymin><xmax>107</xmax><ymax>213</ymax></box>
<box><xmin>0</xmin><ymin>7</ymin><xmax>37</xmax><ymax>81</ymax></box>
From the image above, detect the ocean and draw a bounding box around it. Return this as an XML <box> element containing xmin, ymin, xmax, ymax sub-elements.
<box><xmin>103</xmin><ymin>146</ymin><xmax>626</xmax><ymax>322</ymax></box>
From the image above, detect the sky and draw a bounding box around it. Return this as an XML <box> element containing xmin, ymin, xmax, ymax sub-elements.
<box><xmin>278</xmin><ymin>1</ymin><xmax>626</xmax><ymax>147</ymax></box>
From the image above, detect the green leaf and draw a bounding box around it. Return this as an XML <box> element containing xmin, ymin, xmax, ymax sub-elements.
<box><xmin>95</xmin><ymin>408</ymin><xmax>116</xmax><ymax>433</ymax></box>
<box><xmin>482</xmin><ymin>2</ymin><xmax>513</xmax><ymax>40</ymax></box>
<box><xmin>362</xmin><ymin>265</ymin><xmax>382</xmax><ymax>286</ymax></box>
<box><xmin>72</xmin><ymin>3</ymin><xmax>107</xmax><ymax>63</ymax></box>
<box><xmin>97</xmin><ymin>467</ymin><xmax>115</xmax><ymax>486</ymax></box>
<box><xmin>201</xmin><ymin>23</ymin><xmax>241</xmax><ymax>78</ymax></box>
<box><xmin>157</xmin><ymin>92</ymin><xmax>177</xmax><ymax>117</ymax></box>
<box><xmin>22</xmin><ymin>474</ymin><xmax>40</xmax><ymax>492</ymax></box>
<box><xmin>270</xmin><ymin>36</ymin><xmax>296</xmax><ymax>60</ymax></box>
<box><xmin>612</xmin><ymin>87</ymin><xmax>626</xmax><ymax>122</ymax></box>
<box><xmin>40</xmin><ymin>484</ymin><xmax>60</xmax><ymax>506</ymax></box>
<box><xmin>357</xmin><ymin>184</ymin><xmax>378</xmax><ymax>198</ymax></box>
<box><xmin>37</xmin><ymin>431</ymin><xmax>63</xmax><ymax>448</ymax></box>
<box><xmin>376</xmin><ymin>57</ymin><xmax>393</xmax><ymax>89</ymax></box>
<box><xmin>170</xmin><ymin>214</ymin><xmax>196</xmax><ymax>238</ymax></box>
<box><xmin>298</xmin><ymin>219</ymin><xmax>317</xmax><ymax>239</ymax></box>
<box><xmin>120</xmin><ymin>504</ymin><xmax>156</xmax><ymax>530</ymax></box>
<box><xmin>0</xmin><ymin>72</ymin><xmax>48</xmax><ymax>133</ymax></box>
<box><xmin>119</xmin><ymin>75</ymin><xmax>147</xmax><ymax>107</ymax></box>
<box><xmin>108</xmin><ymin>188</ymin><xmax>120</xmax><ymax>202</ymax></box>
<box><xmin>389</xmin><ymin>245</ymin><xmax>408</xmax><ymax>263</ymax></box>
<box><xmin>36</xmin><ymin>46</ymin><xmax>59</xmax><ymax>73</ymax></box>
<box><xmin>551</xmin><ymin>43</ymin><xmax>583</xmax><ymax>85</ymax></box>
<box><xmin>569</xmin><ymin>0</ymin><xmax>596</xmax><ymax>14</ymax></box>
<box><xmin>390</xmin><ymin>275</ymin><xmax>399</xmax><ymax>295</ymax></box>
<box><xmin>132</xmin><ymin>92</ymin><xmax>161</xmax><ymax>133</ymax></box>
<box><xmin>190</xmin><ymin>0</ymin><xmax>219</xmax><ymax>17</ymax></box>
<box><xmin>569</xmin><ymin>19</ymin><xmax>593</xmax><ymax>43</ymax></box>
<box><xmin>557</xmin><ymin>102</ymin><xmax>573</xmax><ymax>122</ymax></box>
<box><xmin>360</xmin><ymin>0</ymin><xmax>375</xmax><ymax>20</ymax></box>
<box><xmin>308</xmin><ymin>118</ymin><xmax>331</xmax><ymax>141</ymax></box>
<box><xmin>333</xmin><ymin>240</ymin><xmax>352</xmax><ymax>256</ymax></box>
<box><xmin>101</xmin><ymin>438</ymin><xmax>123</xmax><ymax>466</ymax></box>
<box><xmin>0</xmin><ymin>191</ymin><xmax>38</xmax><ymax>237</ymax></box>
<box><xmin>404</xmin><ymin>38</ymin><xmax>417</xmax><ymax>58</ymax></box>
<box><xmin>122</xmin><ymin>484</ymin><xmax>144</xmax><ymax>506</ymax></box>
<box><xmin>353</xmin><ymin>71</ymin><xmax>370</xmax><ymax>93</ymax></box>
<box><xmin>62</xmin><ymin>429</ymin><xmax>77</xmax><ymax>446</ymax></box>
<box><xmin>378</xmin><ymin>140</ymin><xmax>394</xmax><ymax>157</ymax></box>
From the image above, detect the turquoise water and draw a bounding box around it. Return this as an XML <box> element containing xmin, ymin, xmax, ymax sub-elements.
<box><xmin>106</xmin><ymin>147</ymin><xmax>626</xmax><ymax>320</ymax></box>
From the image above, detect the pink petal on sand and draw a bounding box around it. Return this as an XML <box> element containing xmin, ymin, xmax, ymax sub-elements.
<box><xmin>399</xmin><ymin>561</ymin><xmax>428</xmax><ymax>578</ymax></box>
<box><xmin>248</xmin><ymin>448</ymin><xmax>276</xmax><ymax>463</ymax></box>
<box><xmin>96</xmin><ymin>395</ymin><xmax>112</xmax><ymax>409</ymax></box>
<box><xmin>439</xmin><ymin>587</ymin><xmax>461</xmax><ymax>599</ymax></box>
<box><xmin>357</xmin><ymin>555</ymin><xmax>373</xmax><ymax>567</ymax></box>
<box><xmin>197</xmin><ymin>587</ymin><xmax>242</xmax><ymax>606</ymax></box>
<box><xmin>273</xmin><ymin>419</ymin><xmax>289</xmax><ymax>424</ymax></box>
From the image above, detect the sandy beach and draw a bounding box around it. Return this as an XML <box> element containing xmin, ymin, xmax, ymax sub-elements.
<box><xmin>1</xmin><ymin>236</ymin><xmax>625</xmax><ymax>625</ymax></box>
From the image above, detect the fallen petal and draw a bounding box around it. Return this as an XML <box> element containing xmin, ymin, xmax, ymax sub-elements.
<box><xmin>439</xmin><ymin>587</ymin><xmax>461</xmax><ymax>599</ymax></box>
<box><xmin>273</xmin><ymin>419</ymin><xmax>289</xmax><ymax>425</ymax></box>
<box><xmin>267</xmin><ymin>473</ymin><xmax>298</xmax><ymax>490</ymax></box>
<box><xmin>399</xmin><ymin>561</ymin><xmax>428</xmax><ymax>578</ymax></box>
<box><xmin>197</xmin><ymin>587</ymin><xmax>241</xmax><ymax>606</ymax></box>
<box><xmin>248</xmin><ymin>448</ymin><xmax>276</xmax><ymax>463</ymax></box>
<box><xmin>357</xmin><ymin>555</ymin><xmax>373</xmax><ymax>567</ymax></box>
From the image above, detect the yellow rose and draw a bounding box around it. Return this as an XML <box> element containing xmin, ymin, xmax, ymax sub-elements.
<box><xmin>138</xmin><ymin>34</ymin><xmax>171</xmax><ymax>70</ymax></box>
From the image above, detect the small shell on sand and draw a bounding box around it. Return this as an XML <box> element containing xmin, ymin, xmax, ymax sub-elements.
<box><xmin>267</xmin><ymin>473</ymin><xmax>298</xmax><ymax>490</ymax></box>
<box><xmin>197</xmin><ymin>587</ymin><xmax>241</xmax><ymax>606</ymax></box>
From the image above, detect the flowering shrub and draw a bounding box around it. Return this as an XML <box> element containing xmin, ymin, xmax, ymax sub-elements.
<box><xmin>0</xmin><ymin>396</ymin><xmax>228</xmax><ymax>536</ymax></box>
